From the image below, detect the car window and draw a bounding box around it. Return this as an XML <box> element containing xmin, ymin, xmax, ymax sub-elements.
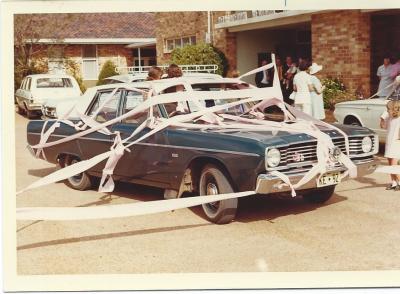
<box><xmin>87</xmin><ymin>90</ymin><xmax>121</xmax><ymax>122</ymax></box>
<box><xmin>26</xmin><ymin>78</ymin><xmax>32</xmax><ymax>90</ymax></box>
<box><xmin>36</xmin><ymin>77</ymin><xmax>73</xmax><ymax>88</ymax></box>
<box><xmin>20</xmin><ymin>78</ymin><xmax>26</xmax><ymax>90</ymax></box>
<box><xmin>122</xmin><ymin>90</ymin><xmax>160</xmax><ymax>124</ymax></box>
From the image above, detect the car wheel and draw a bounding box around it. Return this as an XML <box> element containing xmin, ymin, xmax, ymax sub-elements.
<box><xmin>199</xmin><ymin>164</ymin><xmax>238</xmax><ymax>224</ymax></box>
<box><xmin>302</xmin><ymin>185</ymin><xmax>336</xmax><ymax>204</ymax></box>
<box><xmin>65</xmin><ymin>156</ymin><xmax>93</xmax><ymax>191</ymax></box>
<box><xmin>16</xmin><ymin>104</ymin><xmax>25</xmax><ymax>114</ymax></box>
<box><xmin>344</xmin><ymin>116</ymin><xmax>361</xmax><ymax>127</ymax></box>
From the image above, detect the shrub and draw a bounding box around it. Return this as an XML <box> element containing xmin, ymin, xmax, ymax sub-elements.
<box><xmin>97</xmin><ymin>60</ymin><xmax>118</xmax><ymax>86</ymax></box>
<box><xmin>14</xmin><ymin>57</ymin><xmax>49</xmax><ymax>91</ymax></box>
<box><xmin>64</xmin><ymin>59</ymin><xmax>86</xmax><ymax>93</ymax></box>
<box><xmin>322</xmin><ymin>78</ymin><xmax>357</xmax><ymax>110</ymax></box>
<box><xmin>170</xmin><ymin>43</ymin><xmax>226</xmax><ymax>76</ymax></box>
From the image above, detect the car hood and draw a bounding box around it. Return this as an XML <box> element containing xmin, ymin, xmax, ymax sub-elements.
<box><xmin>212</xmin><ymin>122</ymin><xmax>373</xmax><ymax>147</ymax></box>
<box><xmin>32</xmin><ymin>88</ymin><xmax>81</xmax><ymax>102</ymax></box>
<box><xmin>44</xmin><ymin>96</ymin><xmax>81</xmax><ymax>107</ymax></box>
<box><xmin>335</xmin><ymin>98</ymin><xmax>387</xmax><ymax>108</ymax></box>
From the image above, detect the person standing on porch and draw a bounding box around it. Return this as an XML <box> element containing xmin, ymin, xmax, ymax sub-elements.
<box><xmin>291</xmin><ymin>61</ymin><xmax>313</xmax><ymax>115</ymax></box>
<box><xmin>255</xmin><ymin>59</ymin><xmax>274</xmax><ymax>88</ymax></box>
<box><xmin>377</xmin><ymin>55</ymin><xmax>393</xmax><ymax>98</ymax></box>
<box><xmin>308</xmin><ymin>62</ymin><xmax>326</xmax><ymax>120</ymax></box>
<box><xmin>282</xmin><ymin>56</ymin><xmax>297</xmax><ymax>104</ymax></box>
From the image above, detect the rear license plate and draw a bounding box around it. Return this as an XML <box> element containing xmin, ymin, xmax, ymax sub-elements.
<box><xmin>317</xmin><ymin>172</ymin><xmax>341</xmax><ymax>187</ymax></box>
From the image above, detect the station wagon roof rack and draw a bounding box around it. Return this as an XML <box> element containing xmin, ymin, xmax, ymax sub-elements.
<box><xmin>116</xmin><ymin>64</ymin><xmax>219</xmax><ymax>74</ymax></box>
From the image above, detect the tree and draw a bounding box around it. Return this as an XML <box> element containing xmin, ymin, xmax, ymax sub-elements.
<box><xmin>14</xmin><ymin>14</ymin><xmax>76</xmax><ymax>91</ymax></box>
<box><xmin>96</xmin><ymin>60</ymin><xmax>118</xmax><ymax>86</ymax></box>
<box><xmin>170</xmin><ymin>43</ymin><xmax>227</xmax><ymax>76</ymax></box>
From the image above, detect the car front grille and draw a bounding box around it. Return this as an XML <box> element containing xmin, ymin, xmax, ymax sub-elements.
<box><xmin>275</xmin><ymin>135</ymin><xmax>376</xmax><ymax>171</ymax></box>
<box><xmin>42</xmin><ymin>106</ymin><xmax>56</xmax><ymax>118</ymax></box>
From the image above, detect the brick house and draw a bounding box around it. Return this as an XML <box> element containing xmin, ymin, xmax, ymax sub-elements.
<box><xmin>156</xmin><ymin>10</ymin><xmax>400</xmax><ymax>97</ymax></box>
<box><xmin>15</xmin><ymin>13</ymin><xmax>156</xmax><ymax>87</ymax></box>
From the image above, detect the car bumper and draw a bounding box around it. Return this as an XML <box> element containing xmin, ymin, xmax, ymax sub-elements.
<box><xmin>26</xmin><ymin>102</ymin><xmax>43</xmax><ymax>111</ymax></box>
<box><xmin>255</xmin><ymin>158</ymin><xmax>379</xmax><ymax>194</ymax></box>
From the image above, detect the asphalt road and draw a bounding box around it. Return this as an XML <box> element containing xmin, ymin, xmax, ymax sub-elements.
<box><xmin>15</xmin><ymin>113</ymin><xmax>400</xmax><ymax>275</ymax></box>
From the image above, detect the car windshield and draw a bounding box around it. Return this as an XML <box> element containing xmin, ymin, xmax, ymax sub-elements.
<box><xmin>36</xmin><ymin>78</ymin><xmax>73</xmax><ymax>88</ymax></box>
<box><xmin>159</xmin><ymin>83</ymin><xmax>259</xmax><ymax>119</ymax></box>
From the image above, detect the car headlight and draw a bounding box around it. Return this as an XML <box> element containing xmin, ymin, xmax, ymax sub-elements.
<box><xmin>266</xmin><ymin>148</ymin><xmax>281</xmax><ymax>167</ymax></box>
<box><xmin>361</xmin><ymin>136</ymin><xmax>373</xmax><ymax>153</ymax></box>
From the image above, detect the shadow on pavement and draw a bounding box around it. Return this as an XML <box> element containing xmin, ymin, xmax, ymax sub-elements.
<box><xmin>28</xmin><ymin>166</ymin><xmax>60</xmax><ymax>178</ymax></box>
<box><xmin>17</xmin><ymin>223</ymin><xmax>210</xmax><ymax>251</ymax></box>
<box><xmin>188</xmin><ymin>192</ymin><xmax>347</xmax><ymax>224</ymax></box>
<box><xmin>235</xmin><ymin>193</ymin><xmax>347</xmax><ymax>223</ymax></box>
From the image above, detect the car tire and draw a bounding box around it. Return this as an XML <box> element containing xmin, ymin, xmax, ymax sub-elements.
<box><xmin>302</xmin><ymin>185</ymin><xmax>336</xmax><ymax>204</ymax></box>
<box><xmin>16</xmin><ymin>104</ymin><xmax>25</xmax><ymax>114</ymax></box>
<box><xmin>25</xmin><ymin>106</ymin><xmax>36</xmax><ymax>119</ymax></box>
<box><xmin>344</xmin><ymin>116</ymin><xmax>361</xmax><ymax>127</ymax></box>
<box><xmin>199</xmin><ymin>164</ymin><xmax>238</xmax><ymax>224</ymax></box>
<box><xmin>64</xmin><ymin>156</ymin><xmax>93</xmax><ymax>191</ymax></box>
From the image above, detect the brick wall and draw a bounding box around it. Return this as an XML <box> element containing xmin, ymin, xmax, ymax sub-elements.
<box><xmin>312</xmin><ymin>10</ymin><xmax>371</xmax><ymax>96</ymax></box>
<box><xmin>155</xmin><ymin>12</ymin><xmax>237</xmax><ymax>74</ymax></box>
<box><xmin>97</xmin><ymin>44</ymin><xmax>133</xmax><ymax>70</ymax></box>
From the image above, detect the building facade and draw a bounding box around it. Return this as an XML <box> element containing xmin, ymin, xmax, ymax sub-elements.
<box><xmin>156</xmin><ymin>9</ymin><xmax>400</xmax><ymax>96</ymax></box>
<box><xmin>15</xmin><ymin>13</ymin><xmax>156</xmax><ymax>87</ymax></box>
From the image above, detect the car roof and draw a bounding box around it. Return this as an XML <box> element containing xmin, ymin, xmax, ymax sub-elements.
<box><xmin>105</xmin><ymin>72</ymin><xmax>223</xmax><ymax>83</ymax></box>
<box><xmin>88</xmin><ymin>77</ymin><xmax>248</xmax><ymax>93</ymax></box>
<box><xmin>27</xmin><ymin>73</ymin><xmax>75</xmax><ymax>79</ymax></box>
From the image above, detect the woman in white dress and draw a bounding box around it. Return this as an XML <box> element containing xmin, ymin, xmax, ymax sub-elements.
<box><xmin>291</xmin><ymin>61</ymin><xmax>313</xmax><ymax>115</ymax></box>
<box><xmin>380</xmin><ymin>98</ymin><xmax>400</xmax><ymax>190</ymax></box>
<box><xmin>308</xmin><ymin>63</ymin><xmax>326</xmax><ymax>120</ymax></box>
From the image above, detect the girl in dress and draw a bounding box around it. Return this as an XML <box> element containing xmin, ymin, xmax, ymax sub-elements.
<box><xmin>308</xmin><ymin>63</ymin><xmax>326</xmax><ymax>120</ymax></box>
<box><xmin>380</xmin><ymin>97</ymin><xmax>400</xmax><ymax>190</ymax></box>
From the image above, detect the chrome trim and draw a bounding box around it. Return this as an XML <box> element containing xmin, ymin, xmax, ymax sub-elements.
<box><xmin>256</xmin><ymin>157</ymin><xmax>379</xmax><ymax>194</ymax></box>
<box><xmin>27</xmin><ymin>132</ymin><xmax>260</xmax><ymax>157</ymax></box>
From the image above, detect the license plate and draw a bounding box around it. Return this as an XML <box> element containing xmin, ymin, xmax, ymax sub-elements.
<box><xmin>317</xmin><ymin>172</ymin><xmax>341</xmax><ymax>187</ymax></box>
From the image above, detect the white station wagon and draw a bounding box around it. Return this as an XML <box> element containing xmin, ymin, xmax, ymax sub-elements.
<box><xmin>15</xmin><ymin>74</ymin><xmax>82</xmax><ymax>118</ymax></box>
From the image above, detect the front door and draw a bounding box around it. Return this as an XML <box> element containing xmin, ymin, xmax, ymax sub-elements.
<box><xmin>111</xmin><ymin>89</ymin><xmax>172</xmax><ymax>187</ymax></box>
<box><xmin>78</xmin><ymin>88</ymin><xmax>122</xmax><ymax>173</ymax></box>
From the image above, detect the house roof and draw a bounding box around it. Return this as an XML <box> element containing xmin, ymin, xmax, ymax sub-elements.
<box><xmin>15</xmin><ymin>13</ymin><xmax>155</xmax><ymax>39</ymax></box>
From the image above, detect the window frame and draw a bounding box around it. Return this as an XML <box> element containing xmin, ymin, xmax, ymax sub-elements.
<box><xmin>120</xmin><ymin>88</ymin><xmax>163</xmax><ymax>125</ymax></box>
<box><xmin>20</xmin><ymin>78</ymin><xmax>27</xmax><ymax>90</ymax></box>
<box><xmin>164</xmin><ymin>35</ymin><xmax>197</xmax><ymax>53</ymax></box>
<box><xmin>26</xmin><ymin>77</ymin><xmax>32</xmax><ymax>90</ymax></box>
<box><xmin>82</xmin><ymin>45</ymin><xmax>98</xmax><ymax>80</ymax></box>
<box><xmin>86</xmin><ymin>88</ymin><xmax>123</xmax><ymax>122</ymax></box>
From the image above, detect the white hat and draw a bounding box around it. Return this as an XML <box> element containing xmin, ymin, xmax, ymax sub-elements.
<box><xmin>309</xmin><ymin>63</ymin><xmax>323</xmax><ymax>75</ymax></box>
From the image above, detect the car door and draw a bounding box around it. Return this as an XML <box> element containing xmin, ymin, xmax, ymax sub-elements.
<box><xmin>111</xmin><ymin>89</ymin><xmax>172</xmax><ymax>187</ymax></box>
<box><xmin>77</xmin><ymin>88</ymin><xmax>122</xmax><ymax>173</ymax></box>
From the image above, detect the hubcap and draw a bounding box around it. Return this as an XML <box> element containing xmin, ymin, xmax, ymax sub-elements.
<box><xmin>204</xmin><ymin>180</ymin><xmax>219</xmax><ymax>213</ymax></box>
<box><xmin>206</xmin><ymin>183</ymin><xmax>219</xmax><ymax>195</ymax></box>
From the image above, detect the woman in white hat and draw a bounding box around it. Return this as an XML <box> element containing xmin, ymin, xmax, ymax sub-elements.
<box><xmin>308</xmin><ymin>62</ymin><xmax>326</xmax><ymax>120</ymax></box>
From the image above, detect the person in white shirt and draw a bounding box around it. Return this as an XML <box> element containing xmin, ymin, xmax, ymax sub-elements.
<box><xmin>291</xmin><ymin>61</ymin><xmax>313</xmax><ymax>115</ymax></box>
<box><xmin>377</xmin><ymin>56</ymin><xmax>393</xmax><ymax>98</ymax></box>
<box><xmin>380</xmin><ymin>95</ymin><xmax>400</xmax><ymax>190</ymax></box>
<box><xmin>308</xmin><ymin>62</ymin><xmax>326</xmax><ymax>120</ymax></box>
